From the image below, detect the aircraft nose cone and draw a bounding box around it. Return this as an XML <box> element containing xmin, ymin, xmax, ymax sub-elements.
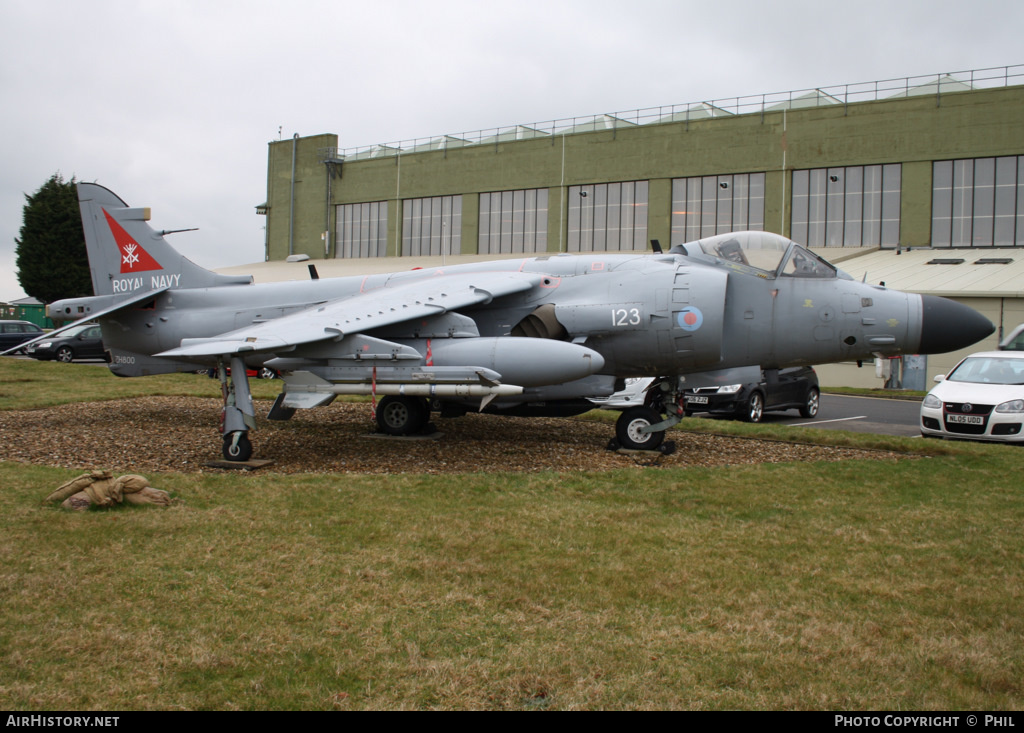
<box><xmin>919</xmin><ymin>295</ymin><xmax>994</xmax><ymax>354</ymax></box>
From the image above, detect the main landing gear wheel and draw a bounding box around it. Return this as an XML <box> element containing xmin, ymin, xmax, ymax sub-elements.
<box><xmin>615</xmin><ymin>406</ymin><xmax>666</xmax><ymax>451</ymax></box>
<box><xmin>222</xmin><ymin>432</ymin><xmax>253</xmax><ymax>462</ymax></box>
<box><xmin>376</xmin><ymin>396</ymin><xmax>430</xmax><ymax>436</ymax></box>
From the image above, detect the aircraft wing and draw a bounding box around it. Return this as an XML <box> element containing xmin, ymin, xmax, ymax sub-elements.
<box><xmin>157</xmin><ymin>271</ymin><xmax>542</xmax><ymax>359</ymax></box>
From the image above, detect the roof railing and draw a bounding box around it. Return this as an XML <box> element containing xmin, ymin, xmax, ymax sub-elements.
<box><xmin>319</xmin><ymin>64</ymin><xmax>1023</xmax><ymax>162</ymax></box>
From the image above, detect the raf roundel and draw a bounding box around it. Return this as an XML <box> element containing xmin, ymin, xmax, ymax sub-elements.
<box><xmin>677</xmin><ymin>306</ymin><xmax>703</xmax><ymax>332</ymax></box>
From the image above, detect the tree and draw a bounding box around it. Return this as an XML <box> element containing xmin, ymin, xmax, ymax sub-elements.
<box><xmin>15</xmin><ymin>173</ymin><xmax>93</xmax><ymax>303</ymax></box>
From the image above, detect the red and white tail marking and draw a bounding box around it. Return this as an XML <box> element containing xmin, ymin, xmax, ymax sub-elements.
<box><xmin>103</xmin><ymin>209</ymin><xmax>163</xmax><ymax>274</ymax></box>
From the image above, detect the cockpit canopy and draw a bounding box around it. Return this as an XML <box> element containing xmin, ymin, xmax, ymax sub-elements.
<box><xmin>679</xmin><ymin>231</ymin><xmax>841</xmax><ymax>280</ymax></box>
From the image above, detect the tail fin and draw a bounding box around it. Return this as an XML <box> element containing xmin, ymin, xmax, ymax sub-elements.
<box><xmin>78</xmin><ymin>182</ymin><xmax>252</xmax><ymax>296</ymax></box>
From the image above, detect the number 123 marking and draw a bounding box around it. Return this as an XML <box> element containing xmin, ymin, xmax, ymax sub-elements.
<box><xmin>612</xmin><ymin>308</ymin><xmax>641</xmax><ymax>326</ymax></box>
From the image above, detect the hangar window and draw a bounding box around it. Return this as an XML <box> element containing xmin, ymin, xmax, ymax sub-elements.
<box><xmin>402</xmin><ymin>195</ymin><xmax>462</xmax><ymax>256</ymax></box>
<box><xmin>671</xmin><ymin>172</ymin><xmax>765</xmax><ymax>242</ymax></box>
<box><xmin>791</xmin><ymin>165</ymin><xmax>901</xmax><ymax>247</ymax></box>
<box><xmin>479</xmin><ymin>188</ymin><xmax>548</xmax><ymax>254</ymax></box>
<box><xmin>335</xmin><ymin>201</ymin><xmax>388</xmax><ymax>258</ymax></box>
<box><xmin>932</xmin><ymin>156</ymin><xmax>1024</xmax><ymax>247</ymax></box>
<box><xmin>567</xmin><ymin>181</ymin><xmax>648</xmax><ymax>252</ymax></box>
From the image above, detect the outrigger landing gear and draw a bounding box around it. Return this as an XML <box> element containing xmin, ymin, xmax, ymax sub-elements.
<box><xmin>218</xmin><ymin>356</ymin><xmax>257</xmax><ymax>461</ymax></box>
<box><xmin>222</xmin><ymin>431</ymin><xmax>253</xmax><ymax>462</ymax></box>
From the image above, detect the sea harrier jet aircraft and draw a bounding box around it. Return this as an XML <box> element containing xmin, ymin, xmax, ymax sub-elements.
<box><xmin>14</xmin><ymin>183</ymin><xmax>994</xmax><ymax>461</ymax></box>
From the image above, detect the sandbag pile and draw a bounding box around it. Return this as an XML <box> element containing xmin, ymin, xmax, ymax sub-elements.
<box><xmin>45</xmin><ymin>471</ymin><xmax>171</xmax><ymax>510</ymax></box>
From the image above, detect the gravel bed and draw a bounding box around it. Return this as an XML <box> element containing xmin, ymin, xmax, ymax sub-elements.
<box><xmin>0</xmin><ymin>397</ymin><xmax>900</xmax><ymax>475</ymax></box>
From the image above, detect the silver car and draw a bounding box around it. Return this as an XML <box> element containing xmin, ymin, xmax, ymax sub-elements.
<box><xmin>1000</xmin><ymin>324</ymin><xmax>1024</xmax><ymax>351</ymax></box>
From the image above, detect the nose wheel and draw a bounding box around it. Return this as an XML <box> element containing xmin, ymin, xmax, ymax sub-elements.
<box><xmin>610</xmin><ymin>377</ymin><xmax>684</xmax><ymax>453</ymax></box>
<box><xmin>614</xmin><ymin>406</ymin><xmax>666</xmax><ymax>451</ymax></box>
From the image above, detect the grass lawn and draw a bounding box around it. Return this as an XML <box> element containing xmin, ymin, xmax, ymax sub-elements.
<box><xmin>1</xmin><ymin>358</ymin><xmax>1021</xmax><ymax>709</ymax></box>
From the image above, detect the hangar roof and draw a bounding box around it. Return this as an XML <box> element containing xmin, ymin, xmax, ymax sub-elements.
<box><xmin>830</xmin><ymin>247</ymin><xmax>1024</xmax><ymax>298</ymax></box>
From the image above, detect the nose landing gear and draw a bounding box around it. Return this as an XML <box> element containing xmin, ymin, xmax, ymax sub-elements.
<box><xmin>610</xmin><ymin>377</ymin><xmax>680</xmax><ymax>454</ymax></box>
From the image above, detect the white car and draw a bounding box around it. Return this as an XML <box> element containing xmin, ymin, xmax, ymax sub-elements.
<box><xmin>588</xmin><ymin>377</ymin><xmax>655</xmax><ymax>409</ymax></box>
<box><xmin>920</xmin><ymin>351</ymin><xmax>1024</xmax><ymax>444</ymax></box>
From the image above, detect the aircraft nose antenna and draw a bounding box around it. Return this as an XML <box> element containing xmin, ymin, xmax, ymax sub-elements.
<box><xmin>918</xmin><ymin>295</ymin><xmax>995</xmax><ymax>354</ymax></box>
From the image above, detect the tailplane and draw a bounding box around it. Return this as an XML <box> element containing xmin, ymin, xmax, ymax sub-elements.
<box><xmin>78</xmin><ymin>182</ymin><xmax>252</xmax><ymax>296</ymax></box>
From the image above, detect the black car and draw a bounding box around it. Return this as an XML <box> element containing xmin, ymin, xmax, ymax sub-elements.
<box><xmin>682</xmin><ymin>366</ymin><xmax>819</xmax><ymax>423</ymax></box>
<box><xmin>26</xmin><ymin>323</ymin><xmax>108</xmax><ymax>363</ymax></box>
<box><xmin>0</xmin><ymin>320</ymin><xmax>45</xmax><ymax>354</ymax></box>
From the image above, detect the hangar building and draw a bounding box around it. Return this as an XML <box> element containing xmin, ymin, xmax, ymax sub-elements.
<box><xmin>251</xmin><ymin>65</ymin><xmax>1024</xmax><ymax>388</ymax></box>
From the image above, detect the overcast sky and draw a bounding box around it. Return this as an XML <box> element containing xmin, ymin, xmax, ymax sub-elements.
<box><xmin>2</xmin><ymin>0</ymin><xmax>1021</xmax><ymax>301</ymax></box>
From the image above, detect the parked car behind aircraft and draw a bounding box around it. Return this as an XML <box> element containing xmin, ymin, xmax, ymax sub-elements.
<box><xmin>682</xmin><ymin>366</ymin><xmax>820</xmax><ymax>422</ymax></box>
<box><xmin>204</xmin><ymin>367</ymin><xmax>279</xmax><ymax>380</ymax></box>
<box><xmin>1000</xmin><ymin>323</ymin><xmax>1024</xmax><ymax>351</ymax></box>
<box><xmin>0</xmin><ymin>320</ymin><xmax>44</xmax><ymax>354</ymax></box>
<box><xmin>592</xmin><ymin>367</ymin><xmax>820</xmax><ymax>423</ymax></box>
<box><xmin>27</xmin><ymin>323</ymin><xmax>108</xmax><ymax>362</ymax></box>
<box><xmin>920</xmin><ymin>350</ymin><xmax>1024</xmax><ymax>444</ymax></box>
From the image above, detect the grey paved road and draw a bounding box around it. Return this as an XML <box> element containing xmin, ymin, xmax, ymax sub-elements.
<box><xmin>690</xmin><ymin>393</ymin><xmax>924</xmax><ymax>437</ymax></box>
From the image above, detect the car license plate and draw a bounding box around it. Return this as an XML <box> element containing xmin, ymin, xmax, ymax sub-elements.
<box><xmin>687</xmin><ymin>396</ymin><xmax>709</xmax><ymax>405</ymax></box>
<box><xmin>947</xmin><ymin>414</ymin><xmax>983</xmax><ymax>425</ymax></box>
